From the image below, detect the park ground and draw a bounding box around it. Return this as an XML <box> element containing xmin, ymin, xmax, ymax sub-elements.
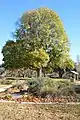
<box><xmin>0</xmin><ymin>102</ymin><xmax>80</xmax><ymax>120</ymax></box>
<box><xmin>0</xmin><ymin>78</ymin><xmax>80</xmax><ymax>120</ymax></box>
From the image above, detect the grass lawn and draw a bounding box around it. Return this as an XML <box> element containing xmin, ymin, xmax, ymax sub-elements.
<box><xmin>0</xmin><ymin>102</ymin><xmax>80</xmax><ymax>120</ymax></box>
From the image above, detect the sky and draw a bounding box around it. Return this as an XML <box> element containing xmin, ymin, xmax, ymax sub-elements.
<box><xmin>0</xmin><ymin>0</ymin><xmax>80</xmax><ymax>64</ymax></box>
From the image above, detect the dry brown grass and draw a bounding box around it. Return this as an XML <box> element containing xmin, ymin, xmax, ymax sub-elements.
<box><xmin>0</xmin><ymin>102</ymin><xmax>80</xmax><ymax>120</ymax></box>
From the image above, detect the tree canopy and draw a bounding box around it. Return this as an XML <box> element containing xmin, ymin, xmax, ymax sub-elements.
<box><xmin>2</xmin><ymin>7</ymin><xmax>74</xmax><ymax>77</ymax></box>
<box><xmin>14</xmin><ymin>8</ymin><xmax>69</xmax><ymax>52</ymax></box>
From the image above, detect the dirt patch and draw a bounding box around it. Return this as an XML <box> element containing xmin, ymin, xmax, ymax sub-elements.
<box><xmin>0</xmin><ymin>102</ymin><xmax>80</xmax><ymax>120</ymax></box>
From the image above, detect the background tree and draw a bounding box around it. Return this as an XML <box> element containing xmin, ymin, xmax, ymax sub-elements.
<box><xmin>2</xmin><ymin>40</ymin><xmax>26</xmax><ymax>76</ymax></box>
<box><xmin>2</xmin><ymin>40</ymin><xmax>49</xmax><ymax>77</ymax></box>
<box><xmin>2</xmin><ymin>40</ymin><xmax>16</xmax><ymax>70</ymax></box>
<box><xmin>53</xmin><ymin>57</ymin><xmax>74</xmax><ymax>78</ymax></box>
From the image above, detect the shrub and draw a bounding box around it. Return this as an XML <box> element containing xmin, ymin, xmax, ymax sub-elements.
<box><xmin>40</xmin><ymin>78</ymin><xmax>74</xmax><ymax>97</ymax></box>
<box><xmin>57</xmin><ymin>80</ymin><xmax>71</xmax><ymax>89</ymax></box>
<box><xmin>55</xmin><ymin>86</ymin><xmax>77</xmax><ymax>97</ymax></box>
<box><xmin>27</xmin><ymin>77</ymin><xmax>74</xmax><ymax>98</ymax></box>
<box><xmin>27</xmin><ymin>77</ymin><xmax>44</xmax><ymax>96</ymax></box>
<box><xmin>40</xmin><ymin>78</ymin><xmax>58</xmax><ymax>97</ymax></box>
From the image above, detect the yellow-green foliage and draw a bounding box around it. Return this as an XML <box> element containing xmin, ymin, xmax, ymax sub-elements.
<box><xmin>30</xmin><ymin>49</ymin><xmax>49</xmax><ymax>68</ymax></box>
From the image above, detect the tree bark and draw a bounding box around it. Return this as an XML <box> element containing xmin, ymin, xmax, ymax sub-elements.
<box><xmin>22</xmin><ymin>69</ymin><xmax>25</xmax><ymax>78</ymax></box>
<box><xmin>37</xmin><ymin>68</ymin><xmax>42</xmax><ymax>77</ymax></box>
<box><xmin>42</xmin><ymin>68</ymin><xmax>46</xmax><ymax>77</ymax></box>
<box><xmin>58</xmin><ymin>69</ymin><xmax>64</xmax><ymax>78</ymax></box>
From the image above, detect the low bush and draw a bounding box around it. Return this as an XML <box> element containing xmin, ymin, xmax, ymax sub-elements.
<box><xmin>27</xmin><ymin>77</ymin><xmax>44</xmax><ymax>96</ymax></box>
<box><xmin>40</xmin><ymin>78</ymin><xmax>58</xmax><ymax>97</ymax></box>
<box><xmin>27</xmin><ymin>77</ymin><xmax>75</xmax><ymax>98</ymax></box>
<box><xmin>55</xmin><ymin>86</ymin><xmax>77</xmax><ymax>97</ymax></box>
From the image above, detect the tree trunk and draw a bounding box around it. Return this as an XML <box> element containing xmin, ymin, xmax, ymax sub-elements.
<box><xmin>58</xmin><ymin>69</ymin><xmax>64</xmax><ymax>78</ymax></box>
<box><xmin>42</xmin><ymin>68</ymin><xmax>46</xmax><ymax>77</ymax></box>
<box><xmin>37</xmin><ymin>68</ymin><xmax>42</xmax><ymax>77</ymax></box>
<box><xmin>18</xmin><ymin>69</ymin><xmax>20</xmax><ymax>77</ymax></box>
<box><xmin>22</xmin><ymin>69</ymin><xmax>25</xmax><ymax>78</ymax></box>
<box><xmin>11</xmin><ymin>69</ymin><xmax>14</xmax><ymax>77</ymax></box>
<box><xmin>43</xmin><ymin>72</ymin><xmax>46</xmax><ymax>77</ymax></box>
